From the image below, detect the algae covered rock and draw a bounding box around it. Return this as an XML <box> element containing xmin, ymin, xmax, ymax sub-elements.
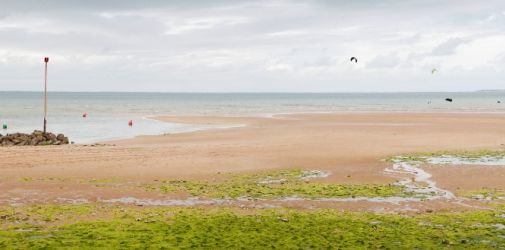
<box><xmin>0</xmin><ymin>130</ymin><xmax>70</xmax><ymax>147</ymax></box>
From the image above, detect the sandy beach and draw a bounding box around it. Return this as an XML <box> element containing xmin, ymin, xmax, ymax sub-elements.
<box><xmin>3</xmin><ymin>112</ymin><xmax>505</xmax><ymax>179</ymax></box>
<box><xmin>1</xmin><ymin>112</ymin><xmax>505</xmax><ymax>209</ymax></box>
<box><xmin>4</xmin><ymin>1</ymin><xmax>505</xmax><ymax>247</ymax></box>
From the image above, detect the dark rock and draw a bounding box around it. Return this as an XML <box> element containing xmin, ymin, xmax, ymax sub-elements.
<box><xmin>29</xmin><ymin>138</ymin><xmax>38</xmax><ymax>146</ymax></box>
<box><xmin>56</xmin><ymin>134</ymin><xmax>65</xmax><ymax>141</ymax></box>
<box><xmin>0</xmin><ymin>131</ymin><xmax>69</xmax><ymax>147</ymax></box>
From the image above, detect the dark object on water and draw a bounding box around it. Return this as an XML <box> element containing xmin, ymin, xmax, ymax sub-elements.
<box><xmin>2</xmin><ymin>124</ymin><xmax>6</xmax><ymax>129</ymax></box>
<box><xmin>82</xmin><ymin>112</ymin><xmax>88</xmax><ymax>118</ymax></box>
<box><xmin>128</xmin><ymin>120</ymin><xmax>133</xmax><ymax>127</ymax></box>
<box><xmin>350</xmin><ymin>57</ymin><xmax>358</xmax><ymax>63</ymax></box>
<box><xmin>498</xmin><ymin>101</ymin><xmax>501</xmax><ymax>104</ymax></box>
<box><xmin>445</xmin><ymin>98</ymin><xmax>453</xmax><ymax>102</ymax></box>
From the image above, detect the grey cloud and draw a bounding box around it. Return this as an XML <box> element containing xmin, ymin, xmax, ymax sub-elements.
<box><xmin>1</xmin><ymin>0</ymin><xmax>234</xmax><ymax>12</ymax></box>
<box><xmin>431</xmin><ymin>37</ymin><xmax>471</xmax><ymax>56</ymax></box>
<box><xmin>367</xmin><ymin>54</ymin><xmax>401</xmax><ymax>69</ymax></box>
<box><xmin>1</xmin><ymin>0</ymin><xmax>505</xmax><ymax>92</ymax></box>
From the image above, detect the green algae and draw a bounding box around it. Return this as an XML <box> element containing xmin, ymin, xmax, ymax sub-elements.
<box><xmin>386</xmin><ymin>149</ymin><xmax>505</xmax><ymax>163</ymax></box>
<box><xmin>155</xmin><ymin>169</ymin><xmax>411</xmax><ymax>199</ymax></box>
<box><xmin>0</xmin><ymin>205</ymin><xmax>95</xmax><ymax>225</ymax></box>
<box><xmin>84</xmin><ymin>177</ymin><xmax>124</xmax><ymax>188</ymax></box>
<box><xmin>1</xmin><ymin>204</ymin><xmax>505</xmax><ymax>249</ymax></box>
<box><xmin>19</xmin><ymin>177</ymin><xmax>69</xmax><ymax>183</ymax></box>
<box><xmin>15</xmin><ymin>170</ymin><xmax>411</xmax><ymax>199</ymax></box>
<box><xmin>463</xmin><ymin>188</ymin><xmax>505</xmax><ymax>201</ymax></box>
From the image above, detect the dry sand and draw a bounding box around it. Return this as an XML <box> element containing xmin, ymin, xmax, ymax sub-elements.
<box><xmin>1</xmin><ymin>112</ymin><xmax>505</xmax><ymax>210</ymax></box>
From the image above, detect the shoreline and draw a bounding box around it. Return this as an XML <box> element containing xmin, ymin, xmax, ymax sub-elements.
<box><xmin>118</xmin><ymin>110</ymin><xmax>505</xmax><ymax>144</ymax></box>
<box><xmin>4</xmin><ymin>109</ymin><xmax>505</xmax><ymax>145</ymax></box>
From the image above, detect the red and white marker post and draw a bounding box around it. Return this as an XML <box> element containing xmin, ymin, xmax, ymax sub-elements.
<box><xmin>43</xmin><ymin>57</ymin><xmax>49</xmax><ymax>133</ymax></box>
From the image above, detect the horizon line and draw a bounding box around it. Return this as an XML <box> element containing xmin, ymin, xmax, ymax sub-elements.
<box><xmin>1</xmin><ymin>90</ymin><xmax>503</xmax><ymax>94</ymax></box>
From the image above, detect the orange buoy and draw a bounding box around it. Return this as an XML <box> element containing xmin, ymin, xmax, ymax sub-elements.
<box><xmin>128</xmin><ymin>120</ymin><xmax>133</xmax><ymax>127</ymax></box>
<box><xmin>82</xmin><ymin>112</ymin><xmax>88</xmax><ymax>118</ymax></box>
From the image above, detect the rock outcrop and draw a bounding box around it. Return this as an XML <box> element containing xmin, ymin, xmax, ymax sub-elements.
<box><xmin>0</xmin><ymin>131</ymin><xmax>69</xmax><ymax>146</ymax></box>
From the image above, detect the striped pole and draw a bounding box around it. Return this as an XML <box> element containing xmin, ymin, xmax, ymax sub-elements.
<box><xmin>43</xmin><ymin>57</ymin><xmax>49</xmax><ymax>133</ymax></box>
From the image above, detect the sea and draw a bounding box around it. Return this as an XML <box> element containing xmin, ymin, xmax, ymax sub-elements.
<box><xmin>1</xmin><ymin>91</ymin><xmax>504</xmax><ymax>143</ymax></box>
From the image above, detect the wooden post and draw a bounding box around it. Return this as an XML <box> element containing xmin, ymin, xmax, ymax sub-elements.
<box><xmin>43</xmin><ymin>57</ymin><xmax>49</xmax><ymax>133</ymax></box>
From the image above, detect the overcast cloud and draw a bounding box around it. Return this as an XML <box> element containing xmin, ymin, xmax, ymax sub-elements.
<box><xmin>0</xmin><ymin>0</ymin><xmax>504</xmax><ymax>92</ymax></box>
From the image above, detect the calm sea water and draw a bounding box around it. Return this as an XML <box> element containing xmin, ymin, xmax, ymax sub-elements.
<box><xmin>0</xmin><ymin>92</ymin><xmax>504</xmax><ymax>143</ymax></box>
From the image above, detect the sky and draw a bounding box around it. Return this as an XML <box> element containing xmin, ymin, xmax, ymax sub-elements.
<box><xmin>1</xmin><ymin>0</ymin><xmax>505</xmax><ymax>92</ymax></box>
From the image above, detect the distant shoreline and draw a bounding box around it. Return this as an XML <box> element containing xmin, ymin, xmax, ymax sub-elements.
<box><xmin>1</xmin><ymin>90</ymin><xmax>503</xmax><ymax>94</ymax></box>
<box><xmin>2</xmin><ymin>91</ymin><xmax>505</xmax><ymax>144</ymax></box>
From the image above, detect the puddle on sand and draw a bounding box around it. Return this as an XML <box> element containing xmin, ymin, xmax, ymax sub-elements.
<box><xmin>257</xmin><ymin>170</ymin><xmax>331</xmax><ymax>184</ymax></box>
<box><xmin>384</xmin><ymin>154</ymin><xmax>505</xmax><ymax>201</ymax></box>
<box><xmin>257</xmin><ymin>178</ymin><xmax>287</xmax><ymax>185</ymax></box>
<box><xmin>7</xmin><ymin>156</ymin><xmax>504</xmax><ymax>208</ymax></box>
<box><xmin>300</xmin><ymin>170</ymin><xmax>331</xmax><ymax>180</ymax></box>
<box><xmin>54</xmin><ymin>198</ymin><xmax>89</xmax><ymax>204</ymax></box>
<box><xmin>426</xmin><ymin>156</ymin><xmax>505</xmax><ymax>166</ymax></box>
<box><xmin>100</xmin><ymin>197</ymin><xmax>234</xmax><ymax>206</ymax></box>
<box><xmin>99</xmin><ymin>195</ymin><xmax>425</xmax><ymax>208</ymax></box>
<box><xmin>281</xmin><ymin>196</ymin><xmax>422</xmax><ymax>204</ymax></box>
<box><xmin>385</xmin><ymin>160</ymin><xmax>455</xmax><ymax>200</ymax></box>
<box><xmin>381</xmin><ymin>154</ymin><xmax>505</xmax><ymax>209</ymax></box>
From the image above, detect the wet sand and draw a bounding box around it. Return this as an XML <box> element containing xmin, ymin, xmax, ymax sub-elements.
<box><xmin>1</xmin><ymin>112</ymin><xmax>505</xmax><ymax>210</ymax></box>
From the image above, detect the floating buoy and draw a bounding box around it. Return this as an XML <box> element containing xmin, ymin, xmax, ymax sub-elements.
<box><xmin>82</xmin><ymin>112</ymin><xmax>88</xmax><ymax>118</ymax></box>
<box><xmin>128</xmin><ymin>120</ymin><xmax>133</xmax><ymax>127</ymax></box>
<box><xmin>2</xmin><ymin>123</ymin><xmax>6</xmax><ymax>129</ymax></box>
